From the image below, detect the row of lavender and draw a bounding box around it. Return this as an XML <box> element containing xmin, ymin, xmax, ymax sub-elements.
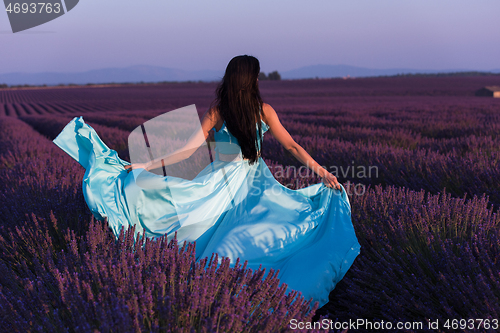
<box><xmin>0</xmin><ymin>101</ymin><xmax>186</xmax><ymax>117</ymax></box>
<box><xmin>2</xmin><ymin>75</ymin><xmax>500</xmax><ymax>105</ymax></box>
<box><xmin>18</xmin><ymin>108</ymin><xmax>500</xmax><ymax>211</ymax></box>
<box><xmin>0</xmin><ymin>81</ymin><xmax>216</xmax><ymax>116</ymax></box>
<box><xmin>1</xmin><ymin>112</ymin><xmax>499</xmax><ymax>331</ymax></box>
<box><xmin>2</xmin><ymin>75</ymin><xmax>500</xmax><ymax>118</ymax></box>
<box><xmin>0</xmin><ymin>117</ymin><xmax>326</xmax><ymax>332</ymax></box>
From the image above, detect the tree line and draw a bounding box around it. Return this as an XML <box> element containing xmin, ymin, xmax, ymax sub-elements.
<box><xmin>258</xmin><ymin>71</ymin><xmax>281</xmax><ymax>80</ymax></box>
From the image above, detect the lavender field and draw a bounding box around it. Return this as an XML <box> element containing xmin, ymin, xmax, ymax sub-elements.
<box><xmin>0</xmin><ymin>76</ymin><xmax>499</xmax><ymax>332</ymax></box>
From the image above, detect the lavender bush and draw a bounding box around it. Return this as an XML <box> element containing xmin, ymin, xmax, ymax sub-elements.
<box><xmin>0</xmin><ymin>117</ymin><xmax>90</xmax><ymax>234</ymax></box>
<box><xmin>305</xmin><ymin>185</ymin><xmax>499</xmax><ymax>333</ymax></box>
<box><xmin>0</xmin><ymin>214</ymin><xmax>321</xmax><ymax>332</ymax></box>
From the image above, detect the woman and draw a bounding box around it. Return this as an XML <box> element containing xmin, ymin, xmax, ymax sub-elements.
<box><xmin>125</xmin><ymin>55</ymin><xmax>341</xmax><ymax>190</ymax></box>
<box><xmin>53</xmin><ymin>55</ymin><xmax>360</xmax><ymax>308</ymax></box>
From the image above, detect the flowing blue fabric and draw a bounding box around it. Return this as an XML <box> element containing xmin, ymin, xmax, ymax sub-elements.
<box><xmin>53</xmin><ymin>116</ymin><xmax>360</xmax><ymax>308</ymax></box>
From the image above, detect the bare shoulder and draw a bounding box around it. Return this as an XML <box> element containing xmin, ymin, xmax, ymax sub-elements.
<box><xmin>260</xmin><ymin>102</ymin><xmax>295</xmax><ymax>149</ymax></box>
<box><xmin>200</xmin><ymin>105</ymin><xmax>222</xmax><ymax>132</ymax></box>
<box><xmin>261</xmin><ymin>102</ymin><xmax>277</xmax><ymax>124</ymax></box>
<box><xmin>203</xmin><ymin>105</ymin><xmax>221</xmax><ymax>124</ymax></box>
<box><xmin>207</xmin><ymin>105</ymin><xmax>221</xmax><ymax>120</ymax></box>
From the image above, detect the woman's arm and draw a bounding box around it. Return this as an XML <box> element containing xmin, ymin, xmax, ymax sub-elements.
<box><xmin>125</xmin><ymin>107</ymin><xmax>219</xmax><ymax>173</ymax></box>
<box><xmin>262</xmin><ymin>103</ymin><xmax>341</xmax><ymax>190</ymax></box>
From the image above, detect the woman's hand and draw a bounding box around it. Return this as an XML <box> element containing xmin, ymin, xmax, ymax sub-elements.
<box><xmin>124</xmin><ymin>162</ymin><xmax>149</xmax><ymax>173</ymax></box>
<box><xmin>321</xmin><ymin>171</ymin><xmax>341</xmax><ymax>190</ymax></box>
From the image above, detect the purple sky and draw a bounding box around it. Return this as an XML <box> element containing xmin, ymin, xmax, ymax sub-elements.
<box><xmin>1</xmin><ymin>0</ymin><xmax>499</xmax><ymax>74</ymax></box>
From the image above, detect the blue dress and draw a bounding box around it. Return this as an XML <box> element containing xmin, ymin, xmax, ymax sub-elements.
<box><xmin>53</xmin><ymin>116</ymin><xmax>360</xmax><ymax>308</ymax></box>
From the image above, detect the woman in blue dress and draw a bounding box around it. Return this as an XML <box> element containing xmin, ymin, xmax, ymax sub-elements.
<box><xmin>53</xmin><ymin>55</ymin><xmax>360</xmax><ymax>308</ymax></box>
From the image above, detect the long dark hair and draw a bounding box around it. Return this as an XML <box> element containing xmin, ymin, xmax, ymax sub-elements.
<box><xmin>210</xmin><ymin>55</ymin><xmax>264</xmax><ymax>165</ymax></box>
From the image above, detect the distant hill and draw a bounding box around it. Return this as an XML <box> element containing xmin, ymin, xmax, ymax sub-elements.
<box><xmin>280</xmin><ymin>64</ymin><xmax>500</xmax><ymax>79</ymax></box>
<box><xmin>1</xmin><ymin>64</ymin><xmax>499</xmax><ymax>86</ymax></box>
<box><xmin>0</xmin><ymin>65</ymin><xmax>224</xmax><ymax>86</ymax></box>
